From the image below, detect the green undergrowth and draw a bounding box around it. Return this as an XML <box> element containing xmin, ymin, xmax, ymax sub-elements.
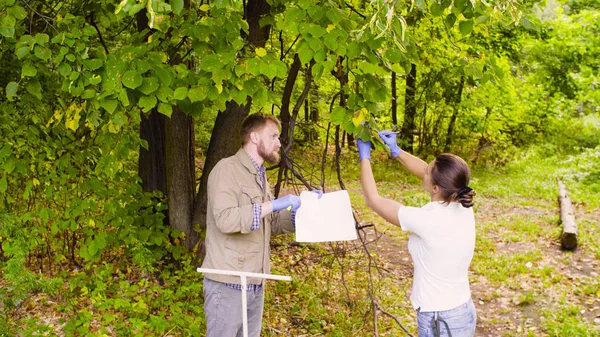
<box><xmin>1</xmin><ymin>145</ymin><xmax>599</xmax><ymax>336</ymax></box>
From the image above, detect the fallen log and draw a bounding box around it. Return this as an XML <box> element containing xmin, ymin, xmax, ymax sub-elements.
<box><xmin>557</xmin><ymin>178</ymin><xmax>578</xmax><ymax>251</ymax></box>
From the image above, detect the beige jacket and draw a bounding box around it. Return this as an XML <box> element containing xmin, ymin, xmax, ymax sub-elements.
<box><xmin>201</xmin><ymin>149</ymin><xmax>295</xmax><ymax>285</ymax></box>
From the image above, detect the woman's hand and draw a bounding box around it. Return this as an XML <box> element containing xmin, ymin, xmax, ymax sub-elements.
<box><xmin>378</xmin><ymin>130</ymin><xmax>401</xmax><ymax>157</ymax></box>
<box><xmin>357</xmin><ymin>139</ymin><xmax>372</xmax><ymax>161</ymax></box>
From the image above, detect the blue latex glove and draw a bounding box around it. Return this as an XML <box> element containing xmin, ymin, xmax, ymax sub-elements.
<box><xmin>311</xmin><ymin>190</ymin><xmax>323</xmax><ymax>199</ymax></box>
<box><xmin>272</xmin><ymin>194</ymin><xmax>301</xmax><ymax>212</ymax></box>
<box><xmin>378</xmin><ymin>130</ymin><xmax>401</xmax><ymax>157</ymax></box>
<box><xmin>357</xmin><ymin>139</ymin><xmax>371</xmax><ymax>161</ymax></box>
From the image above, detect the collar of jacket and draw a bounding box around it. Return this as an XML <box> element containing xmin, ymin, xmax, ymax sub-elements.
<box><xmin>235</xmin><ymin>149</ymin><xmax>265</xmax><ymax>190</ymax></box>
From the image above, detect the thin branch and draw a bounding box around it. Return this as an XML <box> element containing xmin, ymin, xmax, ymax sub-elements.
<box><xmin>108</xmin><ymin>17</ymin><xmax>135</xmax><ymax>39</ymax></box>
<box><xmin>21</xmin><ymin>0</ymin><xmax>60</xmax><ymax>34</ymax></box>
<box><xmin>283</xmin><ymin>34</ymin><xmax>301</xmax><ymax>60</ymax></box>
<box><xmin>88</xmin><ymin>11</ymin><xmax>109</xmax><ymax>54</ymax></box>
<box><xmin>344</xmin><ymin>1</ymin><xmax>366</xmax><ymax>19</ymax></box>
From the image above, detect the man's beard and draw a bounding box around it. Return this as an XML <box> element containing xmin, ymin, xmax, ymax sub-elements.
<box><xmin>258</xmin><ymin>141</ymin><xmax>280</xmax><ymax>164</ymax></box>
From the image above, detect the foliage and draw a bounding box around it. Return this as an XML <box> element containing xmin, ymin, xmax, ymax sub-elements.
<box><xmin>0</xmin><ymin>0</ymin><xmax>599</xmax><ymax>335</ymax></box>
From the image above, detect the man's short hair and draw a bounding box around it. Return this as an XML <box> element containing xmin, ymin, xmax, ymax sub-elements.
<box><xmin>240</xmin><ymin>113</ymin><xmax>281</xmax><ymax>145</ymax></box>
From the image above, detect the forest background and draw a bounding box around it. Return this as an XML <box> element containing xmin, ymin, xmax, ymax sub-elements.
<box><xmin>0</xmin><ymin>0</ymin><xmax>598</xmax><ymax>336</ymax></box>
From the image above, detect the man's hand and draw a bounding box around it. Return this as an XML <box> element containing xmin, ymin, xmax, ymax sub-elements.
<box><xmin>378</xmin><ymin>130</ymin><xmax>401</xmax><ymax>157</ymax></box>
<box><xmin>272</xmin><ymin>194</ymin><xmax>301</xmax><ymax>212</ymax></box>
<box><xmin>357</xmin><ymin>139</ymin><xmax>371</xmax><ymax>161</ymax></box>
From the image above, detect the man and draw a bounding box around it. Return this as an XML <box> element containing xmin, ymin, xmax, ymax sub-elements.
<box><xmin>202</xmin><ymin>113</ymin><xmax>321</xmax><ymax>337</ymax></box>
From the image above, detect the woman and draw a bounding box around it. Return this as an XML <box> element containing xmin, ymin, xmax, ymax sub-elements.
<box><xmin>357</xmin><ymin>130</ymin><xmax>477</xmax><ymax>337</ymax></box>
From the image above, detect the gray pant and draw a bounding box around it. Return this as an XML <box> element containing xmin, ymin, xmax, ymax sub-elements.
<box><xmin>203</xmin><ymin>278</ymin><xmax>265</xmax><ymax>337</ymax></box>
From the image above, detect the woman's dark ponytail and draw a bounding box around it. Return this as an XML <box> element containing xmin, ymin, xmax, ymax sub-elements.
<box><xmin>431</xmin><ymin>154</ymin><xmax>476</xmax><ymax>208</ymax></box>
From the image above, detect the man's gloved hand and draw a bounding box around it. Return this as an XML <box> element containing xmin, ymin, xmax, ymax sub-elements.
<box><xmin>311</xmin><ymin>190</ymin><xmax>324</xmax><ymax>199</ymax></box>
<box><xmin>357</xmin><ymin>139</ymin><xmax>372</xmax><ymax>161</ymax></box>
<box><xmin>272</xmin><ymin>194</ymin><xmax>301</xmax><ymax>212</ymax></box>
<box><xmin>378</xmin><ymin>130</ymin><xmax>401</xmax><ymax>157</ymax></box>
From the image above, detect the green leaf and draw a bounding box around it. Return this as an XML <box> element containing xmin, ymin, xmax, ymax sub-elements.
<box><xmin>172</xmin><ymin>0</ymin><xmax>184</xmax><ymax>14</ymax></box>
<box><xmin>26</xmin><ymin>79</ymin><xmax>42</xmax><ymax>99</ymax></box>
<box><xmin>35</xmin><ymin>33</ymin><xmax>50</xmax><ymax>45</ymax></box>
<box><xmin>331</xmin><ymin>106</ymin><xmax>347</xmax><ymax>125</ymax></box>
<box><xmin>8</xmin><ymin>5</ymin><xmax>27</xmax><ymax>20</ymax></box>
<box><xmin>0</xmin><ymin>176</ymin><xmax>7</xmax><ymax>194</ymax></box>
<box><xmin>323</xmin><ymin>34</ymin><xmax>338</xmax><ymax>51</ymax></box>
<box><xmin>154</xmin><ymin>67</ymin><xmax>172</xmax><ymax>87</ymax></box>
<box><xmin>312</xmin><ymin>63</ymin><xmax>324</xmax><ymax>80</ymax></box>
<box><xmin>297</xmin><ymin>42</ymin><xmax>313</xmax><ymax>65</ymax></box>
<box><xmin>138</xmin><ymin>95</ymin><xmax>157</xmax><ymax>112</ymax></box>
<box><xmin>118</xmin><ymin>89</ymin><xmax>130</xmax><ymax>106</ymax></box>
<box><xmin>158</xmin><ymin>103</ymin><xmax>172</xmax><ymax>117</ymax></box>
<box><xmin>15</xmin><ymin>47</ymin><xmax>29</xmax><ymax>59</ymax></box>
<box><xmin>121</xmin><ymin>70</ymin><xmax>143</xmax><ymax>89</ymax></box>
<box><xmin>308</xmin><ymin>25</ymin><xmax>326</xmax><ymax>38</ymax></box>
<box><xmin>444</xmin><ymin>13</ymin><xmax>457</xmax><ymax>29</ymax></box>
<box><xmin>138</xmin><ymin>77</ymin><xmax>159</xmax><ymax>95</ymax></box>
<box><xmin>430</xmin><ymin>3</ymin><xmax>443</xmax><ymax>16</ymax></box>
<box><xmin>34</xmin><ymin>46</ymin><xmax>51</xmax><ymax>61</ymax></box>
<box><xmin>6</xmin><ymin>82</ymin><xmax>18</xmax><ymax>99</ymax></box>
<box><xmin>0</xmin><ymin>26</ymin><xmax>15</xmax><ymax>38</ymax></box>
<box><xmin>255</xmin><ymin>47</ymin><xmax>267</xmax><ymax>57</ymax></box>
<box><xmin>326</xmin><ymin>8</ymin><xmax>343</xmax><ymax>24</ymax></box>
<box><xmin>89</xmin><ymin>74</ymin><xmax>102</xmax><ymax>85</ymax></box>
<box><xmin>112</xmin><ymin>112</ymin><xmax>126</xmax><ymax>126</ymax></box>
<box><xmin>156</xmin><ymin>86</ymin><xmax>174</xmax><ymax>102</ymax></box>
<box><xmin>187</xmin><ymin>87</ymin><xmax>206</xmax><ymax>103</ymax></box>
<box><xmin>359</xmin><ymin>61</ymin><xmax>376</xmax><ymax>74</ymax></box>
<box><xmin>83</xmin><ymin>59</ymin><xmax>103</xmax><ymax>70</ymax></box>
<box><xmin>520</xmin><ymin>16</ymin><xmax>537</xmax><ymax>31</ymax></box>
<box><xmin>475</xmin><ymin>16</ymin><xmax>489</xmax><ymax>25</ymax></box>
<box><xmin>81</xmin><ymin>89</ymin><xmax>95</xmax><ymax>99</ymax></box>
<box><xmin>100</xmin><ymin>98</ymin><xmax>118</xmax><ymax>113</ymax></box>
<box><xmin>173</xmin><ymin>87</ymin><xmax>188</xmax><ymax>100</ymax></box>
<box><xmin>458</xmin><ymin>20</ymin><xmax>473</xmax><ymax>35</ymax></box>
<box><xmin>58</xmin><ymin>63</ymin><xmax>71</xmax><ymax>77</ymax></box>
<box><xmin>453</xmin><ymin>0</ymin><xmax>468</xmax><ymax>13</ymax></box>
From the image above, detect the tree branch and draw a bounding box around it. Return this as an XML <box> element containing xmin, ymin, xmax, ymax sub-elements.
<box><xmin>20</xmin><ymin>0</ymin><xmax>60</xmax><ymax>34</ymax></box>
<box><xmin>88</xmin><ymin>11</ymin><xmax>109</xmax><ymax>54</ymax></box>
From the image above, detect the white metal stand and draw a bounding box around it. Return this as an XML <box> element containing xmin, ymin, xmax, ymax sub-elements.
<box><xmin>197</xmin><ymin>268</ymin><xmax>292</xmax><ymax>337</ymax></box>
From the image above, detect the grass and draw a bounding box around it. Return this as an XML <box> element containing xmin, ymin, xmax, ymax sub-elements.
<box><xmin>1</xmin><ymin>145</ymin><xmax>599</xmax><ymax>336</ymax></box>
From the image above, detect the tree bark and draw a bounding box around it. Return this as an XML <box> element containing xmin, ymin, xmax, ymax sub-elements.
<box><xmin>401</xmin><ymin>63</ymin><xmax>417</xmax><ymax>153</ymax></box>
<box><xmin>166</xmin><ymin>109</ymin><xmax>197</xmax><ymax>251</ymax></box>
<box><xmin>137</xmin><ymin>8</ymin><xmax>167</xmax><ymax>195</ymax></box>
<box><xmin>138</xmin><ymin>111</ymin><xmax>167</xmax><ymax>194</ymax></box>
<box><xmin>557</xmin><ymin>178</ymin><xmax>578</xmax><ymax>251</ymax></box>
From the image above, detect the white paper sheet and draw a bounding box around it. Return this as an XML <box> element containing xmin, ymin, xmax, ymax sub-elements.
<box><xmin>295</xmin><ymin>190</ymin><xmax>357</xmax><ymax>242</ymax></box>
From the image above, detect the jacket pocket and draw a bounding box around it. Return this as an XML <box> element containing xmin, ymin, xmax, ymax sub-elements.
<box><xmin>241</xmin><ymin>185</ymin><xmax>264</xmax><ymax>205</ymax></box>
<box><xmin>224</xmin><ymin>237</ymin><xmax>260</xmax><ymax>270</ymax></box>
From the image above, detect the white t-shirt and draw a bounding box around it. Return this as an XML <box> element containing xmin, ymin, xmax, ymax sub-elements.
<box><xmin>398</xmin><ymin>201</ymin><xmax>475</xmax><ymax>312</ymax></box>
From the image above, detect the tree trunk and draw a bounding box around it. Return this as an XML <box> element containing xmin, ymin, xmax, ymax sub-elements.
<box><xmin>274</xmin><ymin>54</ymin><xmax>302</xmax><ymax>197</ymax></box>
<box><xmin>557</xmin><ymin>178</ymin><xmax>578</xmax><ymax>251</ymax></box>
<box><xmin>401</xmin><ymin>63</ymin><xmax>417</xmax><ymax>153</ymax></box>
<box><xmin>137</xmin><ymin>8</ymin><xmax>167</xmax><ymax>195</ymax></box>
<box><xmin>166</xmin><ymin>109</ymin><xmax>197</xmax><ymax>250</ymax></box>
<box><xmin>444</xmin><ymin>75</ymin><xmax>464</xmax><ymax>152</ymax></box>
<box><xmin>138</xmin><ymin>111</ymin><xmax>167</xmax><ymax>194</ymax></box>
<box><xmin>391</xmin><ymin>72</ymin><xmax>397</xmax><ymax>126</ymax></box>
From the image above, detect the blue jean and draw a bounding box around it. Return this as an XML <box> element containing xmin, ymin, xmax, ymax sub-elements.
<box><xmin>203</xmin><ymin>278</ymin><xmax>265</xmax><ymax>337</ymax></box>
<box><xmin>417</xmin><ymin>299</ymin><xmax>477</xmax><ymax>337</ymax></box>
